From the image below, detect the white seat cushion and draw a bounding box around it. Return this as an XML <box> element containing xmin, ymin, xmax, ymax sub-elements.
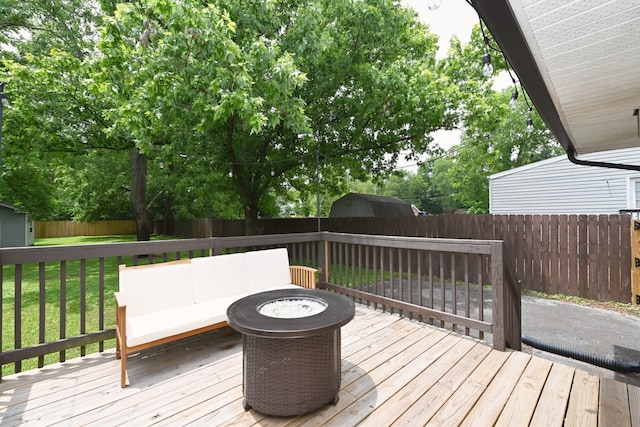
<box><xmin>126</xmin><ymin>296</ymin><xmax>238</xmax><ymax>347</ymax></box>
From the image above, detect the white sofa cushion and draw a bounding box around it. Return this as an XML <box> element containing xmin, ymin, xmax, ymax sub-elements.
<box><xmin>191</xmin><ymin>252</ymin><xmax>250</xmax><ymax>303</ymax></box>
<box><xmin>119</xmin><ymin>262</ymin><xmax>194</xmax><ymax>317</ymax></box>
<box><xmin>126</xmin><ymin>296</ymin><xmax>237</xmax><ymax>347</ymax></box>
<box><xmin>246</xmin><ymin>248</ymin><xmax>293</xmax><ymax>292</ymax></box>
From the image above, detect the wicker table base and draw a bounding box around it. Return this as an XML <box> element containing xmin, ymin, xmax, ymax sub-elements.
<box><xmin>243</xmin><ymin>329</ymin><xmax>341</xmax><ymax>416</ymax></box>
<box><xmin>226</xmin><ymin>288</ymin><xmax>355</xmax><ymax>417</ymax></box>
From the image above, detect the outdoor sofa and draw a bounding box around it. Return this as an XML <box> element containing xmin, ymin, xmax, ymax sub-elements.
<box><xmin>115</xmin><ymin>248</ymin><xmax>317</xmax><ymax>387</ymax></box>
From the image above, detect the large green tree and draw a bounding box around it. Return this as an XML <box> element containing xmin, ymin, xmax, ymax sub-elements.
<box><xmin>0</xmin><ymin>0</ymin><xmax>105</xmax><ymax>218</ymax></box>
<box><xmin>95</xmin><ymin>0</ymin><xmax>310</xmax><ymax>235</ymax></box>
<box><xmin>95</xmin><ymin>0</ymin><xmax>454</xmax><ymax>234</ymax></box>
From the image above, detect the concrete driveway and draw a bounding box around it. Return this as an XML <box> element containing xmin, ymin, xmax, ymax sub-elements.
<box><xmin>521</xmin><ymin>294</ymin><xmax>640</xmax><ymax>386</ymax></box>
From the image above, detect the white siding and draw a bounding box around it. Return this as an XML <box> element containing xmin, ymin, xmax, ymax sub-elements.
<box><xmin>489</xmin><ymin>147</ymin><xmax>640</xmax><ymax>214</ymax></box>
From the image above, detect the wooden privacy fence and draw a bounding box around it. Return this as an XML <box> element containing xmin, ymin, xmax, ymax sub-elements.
<box><xmin>425</xmin><ymin>214</ymin><xmax>632</xmax><ymax>304</ymax></box>
<box><xmin>35</xmin><ymin>221</ymin><xmax>137</xmax><ymax>238</ymax></box>
<box><xmin>161</xmin><ymin>214</ymin><xmax>633</xmax><ymax>303</ymax></box>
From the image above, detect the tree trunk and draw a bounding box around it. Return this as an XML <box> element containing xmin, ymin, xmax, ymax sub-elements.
<box><xmin>243</xmin><ymin>201</ymin><xmax>259</xmax><ymax>236</ymax></box>
<box><xmin>130</xmin><ymin>149</ymin><xmax>150</xmax><ymax>241</ymax></box>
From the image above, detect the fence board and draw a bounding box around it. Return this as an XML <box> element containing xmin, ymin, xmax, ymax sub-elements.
<box><xmin>577</xmin><ymin>215</ymin><xmax>588</xmax><ymax>298</ymax></box>
<box><xmin>532</xmin><ymin>215</ymin><xmax>542</xmax><ymax>292</ymax></box>
<box><xmin>597</xmin><ymin>215</ymin><xmax>609</xmax><ymax>302</ymax></box>
<box><xmin>550</xmin><ymin>215</ymin><xmax>559</xmax><ymax>295</ymax></box>
<box><xmin>541</xmin><ymin>215</ymin><xmax>549</xmax><ymax>292</ymax></box>
<box><xmin>609</xmin><ymin>215</ymin><xmax>621</xmax><ymax>302</ymax></box>
<box><xmin>588</xmin><ymin>216</ymin><xmax>599</xmax><ymax>300</ymax></box>
<box><xmin>568</xmin><ymin>215</ymin><xmax>578</xmax><ymax>296</ymax></box>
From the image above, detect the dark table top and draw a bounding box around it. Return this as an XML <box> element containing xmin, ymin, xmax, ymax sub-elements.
<box><xmin>226</xmin><ymin>288</ymin><xmax>355</xmax><ymax>338</ymax></box>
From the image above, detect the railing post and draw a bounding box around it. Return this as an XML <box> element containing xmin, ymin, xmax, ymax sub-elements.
<box><xmin>491</xmin><ymin>242</ymin><xmax>506</xmax><ymax>351</ymax></box>
<box><xmin>491</xmin><ymin>241</ymin><xmax>521</xmax><ymax>351</ymax></box>
<box><xmin>212</xmin><ymin>237</ymin><xmax>222</xmax><ymax>256</ymax></box>
<box><xmin>317</xmin><ymin>233</ymin><xmax>329</xmax><ymax>284</ymax></box>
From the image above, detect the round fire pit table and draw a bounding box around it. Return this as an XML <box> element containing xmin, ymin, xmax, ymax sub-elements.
<box><xmin>226</xmin><ymin>288</ymin><xmax>355</xmax><ymax>417</ymax></box>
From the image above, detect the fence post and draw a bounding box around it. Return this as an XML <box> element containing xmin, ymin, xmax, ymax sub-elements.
<box><xmin>632</xmin><ymin>219</ymin><xmax>640</xmax><ymax>305</ymax></box>
<box><xmin>490</xmin><ymin>241</ymin><xmax>521</xmax><ymax>351</ymax></box>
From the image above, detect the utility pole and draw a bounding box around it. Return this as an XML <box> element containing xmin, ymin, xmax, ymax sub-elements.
<box><xmin>0</xmin><ymin>82</ymin><xmax>6</xmax><ymax>167</ymax></box>
<box><xmin>316</xmin><ymin>150</ymin><xmax>321</xmax><ymax>232</ymax></box>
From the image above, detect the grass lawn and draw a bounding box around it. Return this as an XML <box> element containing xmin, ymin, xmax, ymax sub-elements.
<box><xmin>35</xmin><ymin>234</ymin><xmax>175</xmax><ymax>246</ymax></box>
<box><xmin>2</xmin><ymin>234</ymin><xmax>180</xmax><ymax>376</ymax></box>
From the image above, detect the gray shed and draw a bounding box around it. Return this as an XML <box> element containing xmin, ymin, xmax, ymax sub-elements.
<box><xmin>329</xmin><ymin>193</ymin><xmax>415</xmax><ymax>218</ymax></box>
<box><xmin>0</xmin><ymin>202</ymin><xmax>35</xmax><ymax>247</ymax></box>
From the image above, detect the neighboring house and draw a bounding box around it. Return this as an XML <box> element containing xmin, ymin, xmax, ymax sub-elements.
<box><xmin>0</xmin><ymin>202</ymin><xmax>35</xmax><ymax>247</ymax></box>
<box><xmin>489</xmin><ymin>147</ymin><xmax>640</xmax><ymax>214</ymax></box>
<box><xmin>329</xmin><ymin>193</ymin><xmax>415</xmax><ymax>217</ymax></box>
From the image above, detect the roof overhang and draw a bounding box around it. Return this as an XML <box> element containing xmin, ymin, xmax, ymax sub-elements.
<box><xmin>471</xmin><ymin>0</ymin><xmax>640</xmax><ymax>157</ymax></box>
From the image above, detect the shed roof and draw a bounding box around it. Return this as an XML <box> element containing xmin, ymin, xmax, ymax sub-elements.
<box><xmin>0</xmin><ymin>202</ymin><xmax>20</xmax><ymax>212</ymax></box>
<box><xmin>329</xmin><ymin>193</ymin><xmax>415</xmax><ymax>217</ymax></box>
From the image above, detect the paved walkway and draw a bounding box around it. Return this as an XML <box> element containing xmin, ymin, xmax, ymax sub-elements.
<box><xmin>521</xmin><ymin>295</ymin><xmax>640</xmax><ymax>386</ymax></box>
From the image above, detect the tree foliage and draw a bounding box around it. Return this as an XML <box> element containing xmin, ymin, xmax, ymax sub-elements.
<box><xmin>92</xmin><ymin>0</ymin><xmax>453</xmax><ymax>234</ymax></box>
<box><xmin>440</xmin><ymin>28</ymin><xmax>563</xmax><ymax>212</ymax></box>
<box><xmin>0</xmin><ymin>0</ymin><xmax>565</xmax><ymax>232</ymax></box>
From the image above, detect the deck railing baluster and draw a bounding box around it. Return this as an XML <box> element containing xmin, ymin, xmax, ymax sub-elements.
<box><xmin>80</xmin><ymin>259</ymin><xmax>87</xmax><ymax>357</ymax></box>
<box><xmin>38</xmin><ymin>262</ymin><xmax>46</xmax><ymax>367</ymax></box>
<box><xmin>60</xmin><ymin>260</ymin><xmax>67</xmax><ymax>363</ymax></box>
<box><xmin>15</xmin><ymin>264</ymin><xmax>23</xmax><ymax>374</ymax></box>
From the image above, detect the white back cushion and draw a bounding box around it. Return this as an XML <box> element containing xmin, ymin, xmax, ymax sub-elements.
<box><xmin>246</xmin><ymin>248</ymin><xmax>292</xmax><ymax>292</ymax></box>
<box><xmin>118</xmin><ymin>261</ymin><xmax>194</xmax><ymax>317</ymax></box>
<box><xmin>191</xmin><ymin>252</ymin><xmax>250</xmax><ymax>303</ymax></box>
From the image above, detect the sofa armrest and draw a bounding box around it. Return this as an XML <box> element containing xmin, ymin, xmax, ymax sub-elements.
<box><xmin>114</xmin><ymin>291</ymin><xmax>126</xmax><ymax>308</ymax></box>
<box><xmin>114</xmin><ymin>292</ymin><xmax>127</xmax><ymax>342</ymax></box>
<box><xmin>289</xmin><ymin>265</ymin><xmax>317</xmax><ymax>289</ymax></box>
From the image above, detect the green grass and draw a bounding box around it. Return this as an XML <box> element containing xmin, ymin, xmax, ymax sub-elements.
<box><xmin>35</xmin><ymin>234</ymin><xmax>175</xmax><ymax>246</ymax></box>
<box><xmin>2</xmin><ymin>234</ymin><xmax>181</xmax><ymax>376</ymax></box>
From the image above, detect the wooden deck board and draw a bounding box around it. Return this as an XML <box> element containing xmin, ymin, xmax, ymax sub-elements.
<box><xmin>1</xmin><ymin>304</ymin><xmax>638</xmax><ymax>427</ymax></box>
<box><xmin>495</xmin><ymin>356</ymin><xmax>554</xmax><ymax>427</ymax></box>
<box><xmin>529</xmin><ymin>362</ymin><xmax>575</xmax><ymax>427</ymax></box>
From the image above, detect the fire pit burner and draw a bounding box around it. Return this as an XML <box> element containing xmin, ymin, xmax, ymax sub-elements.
<box><xmin>258</xmin><ymin>297</ymin><xmax>327</xmax><ymax>318</ymax></box>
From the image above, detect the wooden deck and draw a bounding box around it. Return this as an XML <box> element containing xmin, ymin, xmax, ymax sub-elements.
<box><xmin>1</xmin><ymin>305</ymin><xmax>639</xmax><ymax>426</ymax></box>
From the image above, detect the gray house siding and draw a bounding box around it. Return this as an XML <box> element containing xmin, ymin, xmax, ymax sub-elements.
<box><xmin>489</xmin><ymin>147</ymin><xmax>640</xmax><ymax>214</ymax></box>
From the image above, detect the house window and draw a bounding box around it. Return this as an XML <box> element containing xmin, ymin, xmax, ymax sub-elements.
<box><xmin>629</xmin><ymin>177</ymin><xmax>640</xmax><ymax>209</ymax></box>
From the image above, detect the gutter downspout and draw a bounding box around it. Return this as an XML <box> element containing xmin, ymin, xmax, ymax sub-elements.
<box><xmin>567</xmin><ymin>146</ymin><xmax>640</xmax><ymax>172</ymax></box>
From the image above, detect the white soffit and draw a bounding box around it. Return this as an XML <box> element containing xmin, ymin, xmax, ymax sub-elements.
<box><xmin>508</xmin><ymin>0</ymin><xmax>640</xmax><ymax>154</ymax></box>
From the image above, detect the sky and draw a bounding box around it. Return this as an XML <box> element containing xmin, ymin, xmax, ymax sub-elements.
<box><xmin>402</xmin><ymin>0</ymin><xmax>479</xmax><ymax>59</ymax></box>
<box><xmin>395</xmin><ymin>0</ymin><xmax>479</xmax><ymax>170</ymax></box>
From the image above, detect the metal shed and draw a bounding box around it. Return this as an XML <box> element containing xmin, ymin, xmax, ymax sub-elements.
<box><xmin>329</xmin><ymin>193</ymin><xmax>415</xmax><ymax>218</ymax></box>
<box><xmin>0</xmin><ymin>202</ymin><xmax>35</xmax><ymax>247</ymax></box>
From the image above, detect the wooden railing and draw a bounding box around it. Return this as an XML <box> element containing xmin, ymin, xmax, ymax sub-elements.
<box><xmin>0</xmin><ymin>232</ymin><xmax>519</xmax><ymax>378</ymax></box>
<box><xmin>315</xmin><ymin>233</ymin><xmax>519</xmax><ymax>351</ymax></box>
